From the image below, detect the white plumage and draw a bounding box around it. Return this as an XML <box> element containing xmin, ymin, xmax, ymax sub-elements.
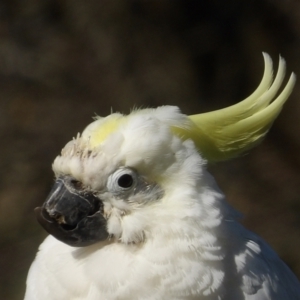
<box><xmin>25</xmin><ymin>54</ymin><xmax>300</xmax><ymax>299</ymax></box>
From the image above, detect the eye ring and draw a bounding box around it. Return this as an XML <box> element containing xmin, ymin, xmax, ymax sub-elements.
<box><xmin>107</xmin><ymin>168</ymin><xmax>137</xmax><ymax>193</ymax></box>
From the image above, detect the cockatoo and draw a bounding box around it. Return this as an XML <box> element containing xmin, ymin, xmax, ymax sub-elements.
<box><xmin>25</xmin><ymin>53</ymin><xmax>300</xmax><ymax>300</ymax></box>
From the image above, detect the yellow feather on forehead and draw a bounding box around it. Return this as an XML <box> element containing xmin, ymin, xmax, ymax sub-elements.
<box><xmin>82</xmin><ymin>113</ymin><xmax>127</xmax><ymax>148</ymax></box>
<box><xmin>173</xmin><ymin>53</ymin><xmax>296</xmax><ymax>162</ymax></box>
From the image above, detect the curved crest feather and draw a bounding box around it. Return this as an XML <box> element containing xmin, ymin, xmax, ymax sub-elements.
<box><xmin>173</xmin><ymin>53</ymin><xmax>296</xmax><ymax>162</ymax></box>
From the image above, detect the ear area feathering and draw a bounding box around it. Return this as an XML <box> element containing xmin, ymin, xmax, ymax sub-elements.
<box><xmin>173</xmin><ymin>53</ymin><xmax>296</xmax><ymax>162</ymax></box>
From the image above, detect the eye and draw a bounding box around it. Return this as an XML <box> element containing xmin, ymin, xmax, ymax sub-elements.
<box><xmin>117</xmin><ymin>174</ymin><xmax>134</xmax><ymax>188</ymax></box>
<box><xmin>107</xmin><ymin>168</ymin><xmax>137</xmax><ymax>193</ymax></box>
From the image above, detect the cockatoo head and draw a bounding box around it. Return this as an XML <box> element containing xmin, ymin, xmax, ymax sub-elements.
<box><xmin>35</xmin><ymin>53</ymin><xmax>295</xmax><ymax>247</ymax></box>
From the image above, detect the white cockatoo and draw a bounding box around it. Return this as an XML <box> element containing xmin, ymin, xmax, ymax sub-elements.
<box><xmin>25</xmin><ymin>53</ymin><xmax>300</xmax><ymax>300</ymax></box>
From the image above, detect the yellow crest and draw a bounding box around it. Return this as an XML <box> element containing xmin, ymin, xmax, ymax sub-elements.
<box><xmin>173</xmin><ymin>53</ymin><xmax>296</xmax><ymax>162</ymax></box>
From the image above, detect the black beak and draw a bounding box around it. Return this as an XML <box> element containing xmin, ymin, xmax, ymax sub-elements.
<box><xmin>35</xmin><ymin>177</ymin><xmax>109</xmax><ymax>247</ymax></box>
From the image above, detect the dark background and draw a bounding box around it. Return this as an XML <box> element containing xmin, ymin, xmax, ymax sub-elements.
<box><xmin>1</xmin><ymin>1</ymin><xmax>300</xmax><ymax>299</ymax></box>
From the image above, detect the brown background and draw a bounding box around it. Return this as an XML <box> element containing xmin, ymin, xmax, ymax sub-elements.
<box><xmin>1</xmin><ymin>1</ymin><xmax>300</xmax><ymax>299</ymax></box>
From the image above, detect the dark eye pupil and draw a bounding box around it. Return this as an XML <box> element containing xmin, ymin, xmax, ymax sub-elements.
<box><xmin>118</xmin><ymin>174</ymin><xmax>133</xmax><ymax>188</ymax></box>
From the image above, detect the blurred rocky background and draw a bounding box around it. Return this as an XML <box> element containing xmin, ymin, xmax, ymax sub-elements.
<box><xmin>1</xmin><ymin>0</ymin><xmax>300</xmax><ymax>299</ymax></box>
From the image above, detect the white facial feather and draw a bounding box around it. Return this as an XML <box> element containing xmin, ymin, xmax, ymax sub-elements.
<box><xmin>51</xmin><ymin>106</ymin><xmax>231</xmax><ymax>254</ymax></box>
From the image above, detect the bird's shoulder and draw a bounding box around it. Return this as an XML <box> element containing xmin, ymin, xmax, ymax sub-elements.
<box><xmin>232</xmin><ymin>229</ymin><xmax>300</xmax><ymax>300</ymax></box>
